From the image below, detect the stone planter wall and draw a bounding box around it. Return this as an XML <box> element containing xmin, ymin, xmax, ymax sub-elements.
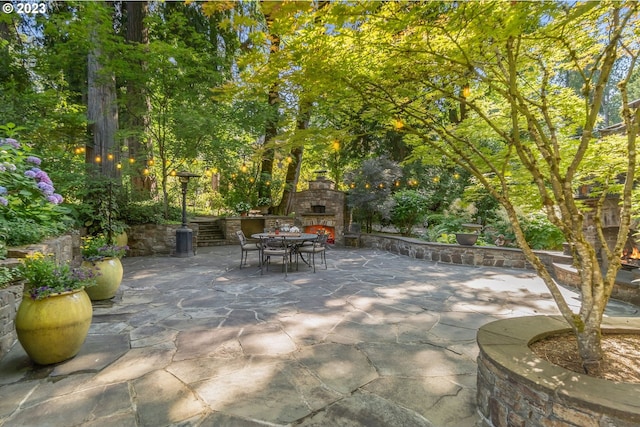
<box><xmin>0</xmin><ymin>234</ymin><xmax>76</xmax><ymax>361</ymax></box>
<box><xmin>477</xmin><ymin>316</ymin><xmax>640</xmax><ymax>427</ymax></box>
<box><xmin>358</xmin><ymin>233</ymin><xmax>559</xmax><ymax>270</ymax></box>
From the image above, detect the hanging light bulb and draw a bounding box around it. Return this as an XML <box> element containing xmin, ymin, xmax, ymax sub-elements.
<box><xmin>95</xmin><ymin>155</ymin><xmax>101</xmax><ymax>163</ymax></box>
<box><xmin>107</xmin><ymin>153</ymin><xmax>114</xmax><ymax>161</ymax></box>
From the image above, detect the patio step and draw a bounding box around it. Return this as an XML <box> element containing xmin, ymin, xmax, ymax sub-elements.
<box><xmin>192</xmin><ymin>218</ymin><xmax>227</xmax><ymax>247</ymax></box>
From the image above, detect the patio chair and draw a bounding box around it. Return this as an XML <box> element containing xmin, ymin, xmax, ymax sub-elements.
<box><xmin>260</xmin><ymin>236</ymin><xmax>293</xmax><ymax>277</ymax></box>
<box><xmin>296</xmin><ymin>233</ymin><xmax>328</xmax><ymax>273</ymax></box>
<box><xmin>236</xmin><ymin>230</ymin><xmax>260</xmax><ymax>268</ymax></box>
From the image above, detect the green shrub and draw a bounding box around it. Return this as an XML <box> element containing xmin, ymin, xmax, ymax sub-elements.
<box><xmin>120</xmin><ymin>200</ymin><xmax>182</xmax><ymax>225</ymax></box>
<box><xmin>389</xmin><ymin>189</ymin><xmax>430</xmax><ymax>236</ymax></box>
<box><xmin>520</xmin><ymin>212</ymin><xmax>564</xmax><ymax>250</ymax></box>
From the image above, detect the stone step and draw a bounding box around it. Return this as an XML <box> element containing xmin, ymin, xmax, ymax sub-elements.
<box><xmin>198</xmin><ymin>233</ymin><xmax>225</xmax><ymax>241</ymax></box>
<box><xmin>196</xmin><ymin>239</ymin><xmax>228</xmax><ymax>247</ymax></box>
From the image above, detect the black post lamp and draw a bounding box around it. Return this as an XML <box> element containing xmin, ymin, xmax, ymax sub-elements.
<box><xmin>175</xmin><ymin>170</ymin><xmax>200</xmax><ymax>257</ymax></box>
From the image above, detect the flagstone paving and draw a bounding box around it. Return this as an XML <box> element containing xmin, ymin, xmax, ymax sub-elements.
<box><xmin>1</xmin><ymin>246</ymin><xmax>638</xmax><ymax>427</ymax></box>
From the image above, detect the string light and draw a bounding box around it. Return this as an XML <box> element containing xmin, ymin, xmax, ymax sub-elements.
<box><xmin>170</xmin><ymin>170</ymin><xmax>177</xmax><ymax>176</ymax></box>
<box><xmin>143</xmin><ymin>168</ymin><xmax>149</xmax><ymax>175</ymax></box>
<box><xmin>116</xmin><ymin>163</ymin><xmax>122</xmax><ymax>169</ymax></box>
<box><xmin>148</xmin><ymin>159</ymin><xmax>154</xmax><ymax>166</ymax></box>
<box><xmin>331</xmin><ymin>140</ymin><xmax>340</xmax><ymax>151</ymax></box>
<box><xmin>95</xmin><ymin>156</ymin><xmax>101</xmax><ymax>163</ymax></box>
<box><xmin>107</xmin><ymin>153</ymin><xmax>114</xmax><ymax>161</ymax></box>
<box><xmin>129</xmin><ymin>157</ymin><xmax>135</xmax><ymax>164</ymax></box>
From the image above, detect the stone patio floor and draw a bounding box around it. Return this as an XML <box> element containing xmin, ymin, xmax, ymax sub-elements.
<box><xmin>1</xmin><ymin>245</ymin><xmax>638</xmax><ymax>427</ymax></box>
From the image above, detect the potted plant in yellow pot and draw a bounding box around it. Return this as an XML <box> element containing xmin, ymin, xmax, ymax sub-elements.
<box><xmin>81</xmin><ymin>234</ymin><xmax>128</xmax><ymax>301</ymax></box>
<box><xmin>15</xmin><ymin>253</ymin><xmax>96</xmax><ymax>365</ymax></box>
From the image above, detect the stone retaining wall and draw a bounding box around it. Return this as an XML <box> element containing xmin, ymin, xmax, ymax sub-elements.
<box><xmin>0</xmin><ymin>234</ymin><xmax>76</xmax><ymax>361</ymax></box>
<box><xmin>477</xmin><ymin>316</ymin><xmax>640</xmax><ymax>427</ymax></box>
<box><xmin>127</xmin><ymin>223</ymin><xmax>198</xmax><ymax>257</ymax></box>
<box><xmin>358</xmin><ymin>233</ymin><xmax>558</xmax><ymax>270</ymax></box>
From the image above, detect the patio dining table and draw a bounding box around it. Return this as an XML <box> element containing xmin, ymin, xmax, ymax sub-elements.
<box><xmin>251</xmin><ymin>232</ymin><xmax>319</xmax><ymax>271</ymax></box>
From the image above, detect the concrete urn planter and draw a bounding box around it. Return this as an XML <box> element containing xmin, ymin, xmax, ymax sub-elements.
<box><xmin>476</xmin><ymin>316</ymin><xmax>640</xmax><ymax>427</ymax></box>
<box><xmin>455</xmin><ymin>232</ymin><xmax>479</xmax><ymax>246</ymax></box>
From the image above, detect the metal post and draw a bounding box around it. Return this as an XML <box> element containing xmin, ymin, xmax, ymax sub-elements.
<box><xmin>174</xmin><ymin>171</ymin><xmax>200</xmax><ymax>257</ymax></box>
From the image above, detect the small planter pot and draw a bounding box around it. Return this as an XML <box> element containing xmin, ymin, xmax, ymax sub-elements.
<box><xmin>455</xmin><ymin>232</ymin><xmax>479</xmax><ymax>246</ymax></box>
<box><xmin>16</xmin><ymin>288</ymin><xmax>93</xmax><ymax>365</ymax></box>
<box><xmin>82</xmin><ymin>257</ymin><xmax>124</xmax><ymax>301</ymax></box>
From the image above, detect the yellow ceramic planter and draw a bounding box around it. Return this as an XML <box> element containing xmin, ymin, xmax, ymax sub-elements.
<box><xmin>16</xmin><ymin>288</ymin><xmax>92</xmax><ymax>365</ymax></box>
<box><xmin>114</xmin><ymin>231</ymin><xmax>128</xmax><ymax>247</ymax></box>
<box><xmin>82</xmin><ymin>257</ymin><xmax>124</xmax><ymax>300</ymax></box>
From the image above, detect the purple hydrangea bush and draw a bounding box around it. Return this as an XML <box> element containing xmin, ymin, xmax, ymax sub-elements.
<box><xmin>0</xmin><ymin>137</ymin><xmax>70</xmax><ymax>247</ymax></box>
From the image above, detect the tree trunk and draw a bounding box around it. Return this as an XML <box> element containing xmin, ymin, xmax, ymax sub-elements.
<box><xmin>124</xmin><ymin>1</ymin><xmax>153</xmax><ymax>196</ymax></box>
<box><xmin>259</xmin><ymin>11</ymin><xmax>280</xmax><ymax>202</ymax></box>
<box><xmin>276</xmin><ymin>105</ymin><xmax>310</xmax><ymax>215</ymax></box>
<box><xmin>87</xmin><ymin>27</ymin><xmax>119</xmax><ymax>179</ymax></box>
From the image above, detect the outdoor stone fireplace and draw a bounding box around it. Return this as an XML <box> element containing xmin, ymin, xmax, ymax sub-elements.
<box><xmin>292</xmin><ymin>171</ymin><xmax>345</xmax><ymax>244</ymax></box>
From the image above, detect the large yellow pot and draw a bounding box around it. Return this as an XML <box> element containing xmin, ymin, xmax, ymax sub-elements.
<box><xmin>82</xmin><ymin>257</ymin><xmax>124</xmax><ymax>300</ymax></box>
<box><xmin>114</xmin><ymin>231</ymin><xmax>128</xmax><ymax>247</ymax></box>
<box><xmin>16</xmin><ymin>288</ymin><xmax>93</xmax><ymax>365</ymax></box>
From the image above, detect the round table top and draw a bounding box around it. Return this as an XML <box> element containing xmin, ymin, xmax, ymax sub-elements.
<box><xmin>251</xmin><ymin>232</ymin><xmax>318</xmax><ymax>241</ymax></box>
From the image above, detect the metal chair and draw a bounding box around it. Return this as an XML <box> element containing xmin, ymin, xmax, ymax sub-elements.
<box><xmin>259</xmin><ymin>236</ymin><xmax>293</xmax><ymax>277</ymax></box>
<box><xmin>236</xmin><ymin>230</ymin><xmax>260</xmax><ymax>268</ymax></box>
<box><xmin>296</xmin><ymin>233</ymin><xmax>328</xmax><ymax>273</ymax></box>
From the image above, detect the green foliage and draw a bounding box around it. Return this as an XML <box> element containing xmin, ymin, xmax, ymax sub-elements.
<box><xmin>76</xmin><ymin>176</ymin><xmax>126</xmax><ymax>239</ymax></box>
<box><xmin>16</xmin><ymin>253</ymin><xmax>96</xmax><ymax>300</ymax></box>
<box><xmin>234</xmin><ymin>201</ymin><xmax>252</xmax><ymax>214</ymax></box>
<box><xmin>0</xmin><ymin>266</ymin><xmax>15</xmax><ymax>288</ymax></box>
<box><xmin>520</xmin><ymin>213</ymin><xmax>565</xmax><ymax>250</ymax></box>
<box><xmin>119</xmin><ymin>200</ymin><xmax>182</xmax><ymax>225</ymax></box>
<box><xmin>0</xmin><ymin>137</ymin><xmax>72</xmax><ymax>246</ymax></box>
<box><xmin>81</xmin><ymin>234</ymin><xmax>128</xmax><ymax>261</ymax></box>
<box><xmin>345</xmin><ymin>156</ymin><xmax>402</xmax><ymax>232</ymax></box>
<box><xmin>389</xmin><ymin>189</ymin><xmax>430</xmax><ymax>236</ymax></box>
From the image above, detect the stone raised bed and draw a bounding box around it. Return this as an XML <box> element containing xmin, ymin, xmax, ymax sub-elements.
<box><xmin>477</xmin><ymin>316</ymin><xmax>640</xmax><ymax>427</ymax></box>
